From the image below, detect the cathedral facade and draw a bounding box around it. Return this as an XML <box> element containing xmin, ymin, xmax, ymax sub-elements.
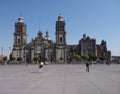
<box><xmin>12</xmin><ymin>14</ymin><xmax>111</xmax><ymax>63</ymax></box>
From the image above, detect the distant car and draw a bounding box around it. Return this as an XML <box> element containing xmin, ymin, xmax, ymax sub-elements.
<box><xmin>44</xmin><ymin>62</ymin><xmax>49</xmax><ymax>65</ymax></box>
<box><xmin>92</xmin><ymin>61</ymin><xmax>97</xmax><ymax>64</ymax></box>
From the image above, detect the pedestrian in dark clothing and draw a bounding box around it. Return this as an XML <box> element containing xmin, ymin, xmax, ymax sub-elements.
<box><xmin>86</xmin><ymin>62</ymin><xmax>89</xmax><ymax>72</ymax></box>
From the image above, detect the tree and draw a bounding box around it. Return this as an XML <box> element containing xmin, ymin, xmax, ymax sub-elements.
<box><xmin>3</xmin><ymin>56</ymin><xmax>7</xmax><ymax>61</ymax></box>
<box><xmin>10</xmin><ymin>57</ymin><xmax>15</xmax><ymax>61</ymax></box>
<box><xmin>33</xmin><ymin>56</ymin><xmax>40</xmax><ymax>62</ymax></box>
<box><xmin>82</xmin><ymin>54</ymin><xmax>89</xmax><ymax>62</ymax></box>
<box><xmin>17</xmin><ymin>57</ymin><xmax>22</xmax><ymax>62</ymax></box>
<box><xmin>92</xmin><ymin>56</ymin><xmax>97</xmax><ymax>61</ymax></box>
<box><xmin>88</xmin><ymin>54</ymin><xmax>97</xmax><ymax>61</ymax></box>
<box><xmin>67</xmin><ymin>56</ymin><xmax>72</xmax><ymax>63</ymax></box>
<box><xmin>73</xmin><ymin>55</ymin><xmax>80</xmax><ymax>61</ymax></box>
<box><xmin>44</xmin><ymin>57</ymin><xmax>47</xmax><ymax>61</ymax></box>
<box><xmin>99</xmin><ymin>56</ymin><xmax>106</xmax><ymax>61</ymax></box>
<box><xmin>60</xmin><ymin>57</ymin><xmax>63</xmax><ymax>61</ymax></box>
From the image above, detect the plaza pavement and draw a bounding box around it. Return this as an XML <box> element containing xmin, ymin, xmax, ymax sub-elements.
<box><xmin>0</xmin><ymin>64</ymin><xmax>120</xmax><ymax>94</ymax></box>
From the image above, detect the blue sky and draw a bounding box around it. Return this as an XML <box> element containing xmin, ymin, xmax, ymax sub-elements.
<box><xmin>0</xmin><ymin>0</ymin><xmax>120</xmax><ymax>56</ymax></box>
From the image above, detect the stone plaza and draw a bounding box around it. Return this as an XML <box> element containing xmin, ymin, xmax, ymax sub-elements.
<box><xmin>0</xmin><ymin>64</ymin><xmax>120</xmax><ymax>94</ymax></box>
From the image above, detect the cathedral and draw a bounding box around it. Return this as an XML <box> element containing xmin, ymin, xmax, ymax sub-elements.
<box><xmin>12</xmin><ymin>14</ymin><xmax>111</xmax><ymax>63</ymax></box>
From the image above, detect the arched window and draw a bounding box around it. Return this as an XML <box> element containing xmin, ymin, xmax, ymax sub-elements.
<box><xmin>60</xmin><ymin>37</ymin><xmax>62</xmax><ymax>42</ymax></box>
<box><xmin>18</xmin><ymin>38</ymin><xmax>20</xmax><ymax>44</ymax></box>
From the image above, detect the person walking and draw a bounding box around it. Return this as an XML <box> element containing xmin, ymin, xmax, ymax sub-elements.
<box><xmin>39</xmin><ymin>61</ymin><xmax>44</xmax><ymax>73</ymax></box>
<box><xmin>86</xmin><ymin>62</ymin><xmax>89</xmax><ymax>72</ymax></box>
<box><xmin>25</xmin><ymin>61</ymin><xmax>28</xmax><ymax>67</ymax></box>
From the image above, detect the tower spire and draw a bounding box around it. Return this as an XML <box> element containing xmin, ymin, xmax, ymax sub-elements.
<box><xmin>18</xmin><ymin>15</ymin><xmax>24</xmax><ymax>23</ymax></box>
<box><xmin>58</xmin><ymin>14</ymin><xmax>64</xmax><ymax>21</ymax></box>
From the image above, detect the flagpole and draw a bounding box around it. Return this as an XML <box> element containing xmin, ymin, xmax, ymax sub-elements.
<box><xmin>1</xmin><ymin>47</ymin><xmax>3</xmax><ymax>55</ymax></box>
<box><xmin>9</xmin><ymin>46</ymin><xmax>11</xmax><ymax>54</ymax></box>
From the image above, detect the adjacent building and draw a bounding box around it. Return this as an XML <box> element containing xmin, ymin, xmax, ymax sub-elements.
<box><xmin>79</xmin><ymin>34</ymin><xmax>96</xmax><ymax>56</ymax></box>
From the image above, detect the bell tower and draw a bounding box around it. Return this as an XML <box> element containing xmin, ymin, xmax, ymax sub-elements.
<box><xmin>14</xmin><ymin>16</ymin><xmax>27</xmax><ymax>46</ymax></box>
<box><xmin>55</xmin><ymin>14</ymin><xmax>67</xmax><ymax>63</ymax></box>
<box><xmin>12</xmin><ymin>16</ymin><xmax>27</xmax><ymax>61</ymax></box>
<box><xmin>56</xmin><ymin>14</ymin><xmax>66</xmax><ymax>45</ymax></box>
